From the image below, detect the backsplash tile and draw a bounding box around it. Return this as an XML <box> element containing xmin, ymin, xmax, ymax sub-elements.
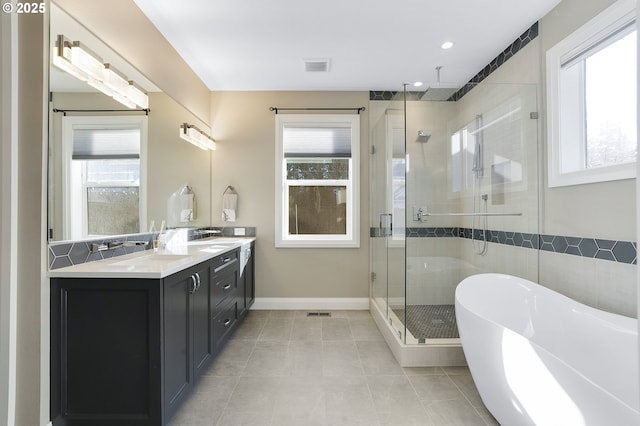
<box><xmin>48</xmin><ymin>227</ymin><xmax>257</xmax><ymax>270</ymax></box>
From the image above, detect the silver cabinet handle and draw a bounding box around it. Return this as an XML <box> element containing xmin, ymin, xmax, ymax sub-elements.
<box><xmin>222</xmin><ymin>257</ymin><xmax>232</xmax><ymax>263</ymax></box>
<box><xmin>188</xmin><ymin>275</ymin><xmax>197</xmax><ymax>294</ymax></box>
<box><xmin>223</xmin><ymin>319</ymin><xmax>231</xmax><ymax>326</ymax></box>
<box><xmin>223</xmin><ymin>284</ymin><xmax>231</xmax><ymax>290</ymax></box>
<box><xmin>194</xmin><ymin>272</ymin><xmax>201</xmax><ymax>291</ymax></box>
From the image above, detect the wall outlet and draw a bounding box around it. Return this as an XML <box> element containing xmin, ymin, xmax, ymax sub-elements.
<box><xmin>234</xmin><ymin>227</ymin><xmax>246</xmax><ymax>236</ymax></box>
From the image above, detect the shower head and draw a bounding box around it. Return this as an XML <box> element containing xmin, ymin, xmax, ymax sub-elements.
<box><xmin>419</xmin><ymin>65</ymin><xmax>460</xmax><ymax>102</ymax></box>
<box><xmin>420</xmin><ymin>87</ymin><xmax>459</xmax><ymax>102</ymax></box>
<box><xmin>417</xmin><ymin>130</ymin><xmax>431</xmax><ymax>142</ymax></box>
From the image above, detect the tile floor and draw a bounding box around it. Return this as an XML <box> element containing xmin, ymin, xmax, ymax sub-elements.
<box><xmin>168</xmin><ymin>310</ymin><xmax>499</xmax><ymax>426</ymax></box>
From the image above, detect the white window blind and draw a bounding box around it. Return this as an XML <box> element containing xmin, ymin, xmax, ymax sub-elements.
<box><xmin>72</xmin><ymin>128</ymin><xmax>140</xmax><ymax>160</ymax></box>
<box><xmin>283</xmin><ymin>126</ymin><xmax>352</xmax><ymax>158</ymax></box>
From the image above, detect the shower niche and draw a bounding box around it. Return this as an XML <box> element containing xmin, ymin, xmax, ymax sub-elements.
<box><xmin>369</xmin><ymin>83</ymin><xmax>539</xmax><ymax>365</ymax></box>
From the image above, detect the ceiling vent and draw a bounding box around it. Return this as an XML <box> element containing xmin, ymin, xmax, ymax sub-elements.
<box><xmin>304</xmin><ymin>58</ymin><xmax>331</xmax><ymax>72</ymax></box>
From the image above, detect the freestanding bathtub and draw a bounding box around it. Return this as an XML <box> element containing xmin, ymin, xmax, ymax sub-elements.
<box><xmin>456</xmin><ymin>273</ymin><xmax>639</xmax><ymax>425</ymax></box>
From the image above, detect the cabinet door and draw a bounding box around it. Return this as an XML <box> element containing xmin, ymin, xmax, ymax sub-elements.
<box><xmin>163</xmin><ymin>273</ymin><xmax>192</xmax><ymax>412</ymax></box>
<box><xmin>191</xmin><ymin>267</ymin><xmax>213</xmax><ymax>379</ymax></box>
<box><xmin>50</xmin><ymin>278</ymin><xmax>162</xmax><ymax>426</ymax></box>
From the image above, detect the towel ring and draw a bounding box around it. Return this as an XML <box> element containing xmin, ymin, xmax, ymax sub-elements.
<box><xmin>223</xmin><ymin>185</ymin><xmax>237</xmax><ymax>195</ymax></box>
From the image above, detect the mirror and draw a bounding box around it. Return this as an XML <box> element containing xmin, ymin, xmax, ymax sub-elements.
<box><xmin>48</xmin><ymin>2</ymin><xmax>212</xmax><ymax>241</ymax></box>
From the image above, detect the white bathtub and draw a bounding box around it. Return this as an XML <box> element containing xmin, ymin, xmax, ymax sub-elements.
<box><xmin>455</xmin><ymin>273</ymin><xmax>639</xmax><ymax>425</ymax></box>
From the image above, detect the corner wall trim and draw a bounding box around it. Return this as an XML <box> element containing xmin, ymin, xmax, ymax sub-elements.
<box><xmin>252</xmin><ymin>298</ymin><xmax>369</xmax><ymax>310</ymax></box>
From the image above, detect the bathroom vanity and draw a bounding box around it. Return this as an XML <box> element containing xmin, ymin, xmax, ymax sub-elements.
<box><xmin>49</xmin><ymin>238</ymin><xmax>255</xmax><ymax>425</ymax></box>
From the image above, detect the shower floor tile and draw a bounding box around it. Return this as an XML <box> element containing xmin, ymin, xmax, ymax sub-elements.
<box><xmin>391</xmin><ymin>304</ymin><xmax>459</xmax><ymax>339</ymax></box>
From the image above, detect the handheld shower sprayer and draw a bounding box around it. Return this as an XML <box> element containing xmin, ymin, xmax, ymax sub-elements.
<box><xmin>472</xmin><ymin>114</ymin><xmax>484</xmax><ymax>179</ymax></box>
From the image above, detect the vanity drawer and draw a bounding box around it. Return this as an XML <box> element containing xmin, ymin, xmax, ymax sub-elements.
<box><xmin>210</xmin><ymin>248</ymin><xmax>239</xmax><ymax>271</ymax></box>
<box><xmin>211</xmin><ymin>267</ymin><xmax>238</xmax><ymax>308</ymax></box>
<box><xmin>213</xmin><ymin>300</ymin><xmax>238</xmax><ymax>352</ymax></box>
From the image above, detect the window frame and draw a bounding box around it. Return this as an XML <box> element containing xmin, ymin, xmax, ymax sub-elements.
<box><xmin>275</xmin><ymin>114</ymin><xmax>360</xmax><ymax>248</ymax></box>
<box><xmin>62</xmin><ymin>115</ymin><xmax>147</xmax><ymax>239</ymax></box>
<box><xmin>546</xmin><ymin>0</ymin><xmax>636</xmax><ymax>187</ymax></box>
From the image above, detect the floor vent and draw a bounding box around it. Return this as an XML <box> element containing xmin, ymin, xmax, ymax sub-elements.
<box><xmin>307</xmin><ymin>312</ymin><xmax>331</xmax><ymax>317</ymax></box>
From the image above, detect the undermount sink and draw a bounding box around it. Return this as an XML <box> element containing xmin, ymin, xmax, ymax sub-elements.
<box><xmin>110</xmin><ymin>253</ymin><xmax>191</xmax><ymax>267</ymax></box>
<box><xmin>188</xmin><ymin>238</ymin><xmax>245</xmax><ymax>246</ymax></box>
<box><xmin>199</xmin><ymin>245</ymin><xmax>232</xmax><ymax>253</ymax></box>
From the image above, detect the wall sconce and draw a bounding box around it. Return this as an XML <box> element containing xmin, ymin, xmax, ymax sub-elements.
<box><xmin>179</xmin><ymin>123</ymin><xmax>217</xmax><ymax>151</ymax></box>
<box><xmin>53</xmin><ymin>34</ymin><xmax>149</xmax><ymax>110</ymax></box>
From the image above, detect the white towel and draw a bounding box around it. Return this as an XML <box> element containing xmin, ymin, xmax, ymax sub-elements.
<box><xmin>179</xmin><ymin>194</ymin><xmax>194</xmax><ymax>222</ymax></box>
<box><xmin>222</xmin><ymin>193</ymin><xmax>237</xmax><ymax>222</ymax></box>
<box><xmin>239</xmin><ymin>241</ymin><xmax>251</xmax><ymax>275</ymax></box>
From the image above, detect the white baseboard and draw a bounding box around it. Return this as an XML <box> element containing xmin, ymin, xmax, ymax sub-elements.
<box><xmin>252</xmin><ymin>297</ymin><xmax>369</xmax><ymax>310</ymax></box>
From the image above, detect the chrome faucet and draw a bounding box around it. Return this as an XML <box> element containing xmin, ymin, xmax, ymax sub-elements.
<box><xmin>90</xmin><ymin>240</ymin><xmax>149</xmax><ymax>253</ymax></box>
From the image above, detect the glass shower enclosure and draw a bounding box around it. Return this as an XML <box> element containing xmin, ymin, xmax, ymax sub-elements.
<box><xmin>370</xmin><ymin>83</ymin><xmax>539</xmax><ymax>356</ymax></box>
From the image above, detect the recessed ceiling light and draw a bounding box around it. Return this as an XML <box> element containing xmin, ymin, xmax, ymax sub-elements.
<box><xmin>441</xmin><ymin>41</ymin><xmax>454</xmax><ymax>50</ymax></box>
<box><xmin>413</xmin><ymin>81</ymin><xmax>423</xmax><ymax>87</ymax></box>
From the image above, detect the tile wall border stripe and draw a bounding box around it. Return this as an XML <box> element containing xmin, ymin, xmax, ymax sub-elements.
<box><xmin>370</xmin><ymin>227</ymin><xmax>637</xmax><ymax>265</ymax></box>
<box><xmin>369</xmin><ymin>22</ymin><xmax>539</xmax><ymax>102</ymax></box>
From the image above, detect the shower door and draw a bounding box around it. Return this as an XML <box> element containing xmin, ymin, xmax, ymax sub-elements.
<box><xmin>370</xmin><ymin>88</ymin><xmax>407</xmax><ymax>341</ymax></box>
<box><xmin>403</xmin><ymin>82</ymin><xmax>540</xmax><ymax>343</ymax></box>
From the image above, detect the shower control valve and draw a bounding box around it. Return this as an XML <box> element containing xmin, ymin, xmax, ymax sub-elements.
<box><xmin>413</xmin><ymin>206</ymin><xmax>427</xmax><ymax>222</ymax></box>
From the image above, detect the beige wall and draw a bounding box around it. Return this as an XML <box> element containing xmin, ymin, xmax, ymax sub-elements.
<box><xmin>210</xmin><ymin>91</ymin><xmax>370</xmax><ymax>299</ymax></box>
<box><xmin>49</xmin><ymin>92</ymin><xmax>213</xmax><ymax>240</ymax></box>
<box><xmin>16</xmin><ymin>11</ymin><xmax>47</xmax><ymax>426</ymax></box>
<box><xmin>146</xmin><ymin>92</ymin><xmax>212</xmax><ymax>229</ymax></box>
<box><xmin>539</xmin><ymin>0</ymin><xmax>635</xmax><ymax>241</ymax></box>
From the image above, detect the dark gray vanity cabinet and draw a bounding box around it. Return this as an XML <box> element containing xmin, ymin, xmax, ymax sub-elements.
<box><xmin>50</xmin><ymin>247</ymin><xmax>245</xmax><ymax>426</ymax></box>
<box><xmin>50</xmin><ymin>277</ymin><xmax>164</xmax><ymax>425</ymax></box>
<box><xmin>163</xmin><ymin>262</ymin><xmax>213</xmax><ymax>418</ymax></box>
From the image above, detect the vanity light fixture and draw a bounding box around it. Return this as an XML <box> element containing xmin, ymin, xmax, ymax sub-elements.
<box><xmin>53</xmin><ymin>35</ymin><xmax>103</xmax><ymax>82</ymax></box>
<box><xmin>53</xmin><ymin>34</ymin><xmax>150</xmax><ymax>110</ymax></box>
<box><xmin>104</xmin><ymin>64</ymin><xmax>131</xmax><ymax>96</ymax></box>
<box><xmin>127</xmin><ymin>81</ymin><xmax>149</xmax><ymax>109</ymax></box>
<box><xmin>179</xmin><ymin>123</ymin><xmax>217</xmax><ymax>151</ymax></box>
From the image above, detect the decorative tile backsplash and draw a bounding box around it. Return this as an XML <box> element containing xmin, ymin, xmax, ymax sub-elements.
<box><xmin>371</xmin><ymin>227</ymin><xmax>637</xmax><ymax>265</ymax></box>
<box><xmin>370</xmin><ymin>22</ymin><xmax>539</xmax><ymax>102</ymax></box>
<box><xmin>48</xmin><ymin>226</ymin><xmax>257</xmax><ymax>270</ymax></box>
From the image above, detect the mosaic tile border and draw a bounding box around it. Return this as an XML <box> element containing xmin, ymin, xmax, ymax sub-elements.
<box><xmin>48</xmin><ymin>226</ymin><xmax>257</xmax><ymax>270</ymax></box>
<box><xmin>449</xmin><ymin>22</ymin><xmax>538</xmax><ymax>101</ymax></box>
<box><xmin>371</xmin><ymin>227</ymin><xmax>637</xmax><ymax>265</ymax></box>
<box><xmin>369</xmin><ymin>22</ymin><xmax>539</xmax><ymax>102</ymax></box>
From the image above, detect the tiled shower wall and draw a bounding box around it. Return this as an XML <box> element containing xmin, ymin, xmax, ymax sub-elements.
<box><xmin>372</xmin><ymin>228</ymin><xmax>636</xmax><ymax>316</ymax></box>
<box><xmin>369</xmin><ymin>12</ymin><xmax>637</xmax><ymax>318</ymax></box>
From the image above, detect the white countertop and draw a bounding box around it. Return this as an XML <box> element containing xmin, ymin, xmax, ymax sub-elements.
<box><xmin>48</xmin><ymin>237</ymin><xmax>255</xmax><ymax>279</ymax></box>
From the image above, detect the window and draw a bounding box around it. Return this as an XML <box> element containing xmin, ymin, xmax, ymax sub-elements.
<box><xmin>275</xmin><ymin>114</ymin><xmax>360</xmax><ymax>247</ymax></box>
<box><xmin>547</xmin><ymin>0</ymin><xmax>636</xmax><ymax>187</ymax></box>
<box><xmin>62</xmin><ymin>116</ymin><xmax>147</xmax><ymax>239</ymax></box>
